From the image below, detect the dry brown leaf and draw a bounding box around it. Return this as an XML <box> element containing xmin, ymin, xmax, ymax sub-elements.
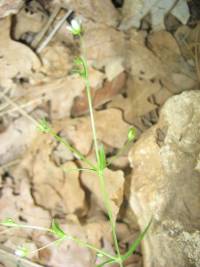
<box><xmin>81</xmin><ymin>165</ymin><xmax>125</xmax><ymax>219</ymax></box>
<box><xmin>109</xmin><ymin>78</ymin><xmax>161</xmax><ymax>123</ymax></box>
<box><xmin>9</xmin><ymin>75</ymin><xmax>86</xmax><ymax>119</ymax></box>
<box><xmin>39</xmin><ymin>42</ymin><xmax>72</xmax><ymax>78</ymax></box>
<box><xmin>0</xmin><ymin>176</ymin><xmax>50</xmax><ymax>228</ymax></box>
<box><xmin>126</xmin><ymin>30</ymin><xmax>197</xmax><ymax>93</ymax></box>
<box><xmin>148</xmin><ymin>30</ymin><xmax>197</xmax><ymax>92</ymax></box>
<box><xmin>52</xmin><ymin>0</ymin><xmax>119</xmax><ymax>27</ymax></box>
<box><xmin>14</xmin><ymin>4</ymin><xmax>48</xmax><ymax>41</ymax></box>
<box><xmin>60</xmin><ymin>108</ymin><xmax>131</xmax><ymax>155</ymax></box>
<box><xmin>71</xmin><ymin>72</ymin><xmax>126</xmax><ymax>116</ymax></box>
<box><xmin>0</xmin><ymin>110</ymin><xmax>43</xmax><ymax>165</ymax></box>
<box><xmin>83</xmin><ymin>23</ymin><xmax>125</xmax><ymax>69</ymax></box>
<box><xmin>0</xmin><ymin>17</ymin><xmax>41</xmax><ymax>89</ymax></box>
<box><xmin>30</xmin><ymin>135</ymin><xmax>86</xmax><ymax>215</ymax></box>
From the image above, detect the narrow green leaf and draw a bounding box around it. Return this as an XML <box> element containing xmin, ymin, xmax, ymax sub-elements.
<box><xmin>51</xmin><ymin>219</ymin><xmax>66</xmax><ymax>239</ymax></box>
<box><xmin>128</xmin><ymin>127</ymin><xmax>136</xmax><ymax>142</ymax></box>
<box><xmin>99</xmin><ymin>144</ymin><xmax>106</xmax><ymax>171</ymax></box>
<box><xmin>0</xmin><ymin>218</ymin><xmax>17</xmax><ymax>227</ymax></box>
<box><xmin>73</xmin><ymin>57</ymin><xmax>87</xmax><ymax>78</ymax></box>
<box><xmin>37</xmin><ymin>118</ymin><xmax>51</xmax><ymax>134</ymax></box>
<box><xmin>122</xmin><ymin>219</ymin><xmax>152</xmax><ymax>261</ymax></box>
<box><xmin>74</xmin><ymin>57</ymin><xmax>84</xmax><ymax>66</ymax></box>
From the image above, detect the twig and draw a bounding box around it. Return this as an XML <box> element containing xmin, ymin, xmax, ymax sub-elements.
<box><xmin>0</xmin><ymin>96</ymin><xmax>43</xmax><ymax>117</ymax></box>
<box><xmin>31</xmin><ymin>5</ymin><xmax>60</xmax><ymax>49</ymax></box>
<box><xmin>0</xmin><ymin>92</ymin><xmax>38</xmax><ymax>126</ymax></box>
<box><xmin>36</xmin><ymin>9</ymin><xmax>73</xmax><ymax>53</ymax></box>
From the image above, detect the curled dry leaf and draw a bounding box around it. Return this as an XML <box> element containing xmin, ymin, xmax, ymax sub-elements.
<box><xmin>0</xmin><ymin>17</ymin><xmax>41</xmax><ymax>89</ymax></box>
<box><xmin>109</xmin><ymin>77</ymin><xmax>161</xmax><ymax>123</ymax></box>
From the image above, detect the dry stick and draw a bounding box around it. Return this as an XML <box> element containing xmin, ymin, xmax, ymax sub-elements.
<box><xmin>0</xmin><ymin>92</ymin><xmax>38</xmax><ymax>127</ymax></box>
<box><xmin>0</xmin><ymin>92</ymin><xmax>95</xmax><ymax>170</ymax></box>
<box><xmin>0</xmin><ymin>96</ymin><xmax>43</xmax><ymax>117</ymax></box>
<box><xmin>36</xmin><ymin>9</ymin><xmax>73</xmax><ymax>53</ymax></box>
<box><xmin>31</xmin><ymin>5</ymin><xmax>61</xmax><ymax>49</ymax></box>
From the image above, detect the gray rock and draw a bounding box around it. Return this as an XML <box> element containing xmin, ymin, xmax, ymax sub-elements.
<box><xmin>128</xmin><ymin>91</ymin><xmax>200</xmax><ymax>267</ymax></box>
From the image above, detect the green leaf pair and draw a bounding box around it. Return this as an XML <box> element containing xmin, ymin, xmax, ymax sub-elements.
<box><xmin>37</xmin><ymin>118</ymin><xmax>51</xmax><ymax>134</ymax></box>
<box><xmin>73</xmin><ymin>57</ymin><xmax>88</xmax><ymax>79</ymax></box>
<box><xmin>50</xmin><ymin>220</ymin><xmax>66</xmax><ymax>239</ymax></box>
<box><xmin>99</xmin><ymin>144</ymin><xmax>107</xmax><ymax>171</ymax></box>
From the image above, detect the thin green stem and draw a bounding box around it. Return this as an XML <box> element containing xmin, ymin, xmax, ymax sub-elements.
<box><xmin>30</xmin><ymin>237</ymin><xmax>65</xmax><ymax>255</ymax></box>
<box><xmin>70</xmin><ymin>236</ymin><xmax>116</xmax><ymax>261</ymax></box>
<box><xmin>0</xmin><ymin>223</ymin><xmax>52</xmax><ymax>233</ymax></box>
<box><xmin>79</xmin><ymin>36</ymin><xmax>99</xmax><ymax>164</ymax></box>
<box><xmin>0</xmin><ymin>222</ymin><xmax>115</xmax><ymax>261</ymax></box>
<box><xmin>0</xmin><ymin>92</ymin><xmax>38</xmax><ymax>126</ymax></box>
<box><xmin>48</xmin><ymin>128</ymin><xmax>96</xmax><ymax>170</ymax></box>
<box><xmin>85</xmin><ymin>76</ymin><xmax>100</xmax><ymax>165</ymax></box>
<box><xmin>80</xmin><ymin>36</ymin><xmax>123</xmax><ymax>266</ymax></box>
<box><xmin>107</xmin><ymin>140</ymin><xmax>131</xmax><ymax>166</ymax></box>
<box><xmin>98</xmin><ymin>170</ymin><xmax>122</xmax><ymax>265</ymax></box>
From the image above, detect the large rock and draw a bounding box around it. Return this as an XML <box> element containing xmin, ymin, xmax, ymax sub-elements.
<box><xmin>128</xmin><ymin>91</ymin><xmax>200</xmax><ymax>267</ymax></box>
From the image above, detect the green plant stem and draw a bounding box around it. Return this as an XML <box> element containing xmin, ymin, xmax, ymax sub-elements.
<box><xmin>85</xmin><ymin>77</ymin><xmax>100</xmax><ymax>165</ymax></box>
<box><xmin>0</xmin><ymin>223</ymin><xmax>51</xmax><ymax>232</ymax></box>
<box><xmin>80</xmin><ymin>37</ymin><xmax>123</xmax><ymax>265</ymax></box>
<box><xmin>107</xmin><ymin>140</ymin><xmax>131</xmax><ymax>166</ymax></box>
<box><xmin>0</xmin><ymin>223</ymin><xmax>115</xmax><ymax>261</ymax></box>
<box><xmin>48</xmin><ymin>128</ymin><xmax>96</xmax><ymax>170</ymax></box>
<box><xmin>98</xmin><ymin>170</ymin><xmax>123</xmax><ymax>266</ymax></box>
<box><xmin>70</xmin><ymin>235</ymin><xmax>116</xmax><ymax>261</ymax></box>
<box><xmin>30</xmin><ymin>237</ymin><xmax>66</xmax><ymax>255</ymax></box>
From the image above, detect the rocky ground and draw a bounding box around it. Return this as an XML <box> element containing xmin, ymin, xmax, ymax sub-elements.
<box><xmin>0</xmin><ymin>0</ymin><xmax>200</xmax><ymax>267</ymax></box>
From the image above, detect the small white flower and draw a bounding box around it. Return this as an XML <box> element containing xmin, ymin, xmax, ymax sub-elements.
<box><xmin>66</xmin><ymin>18</ymin><xmax>82</xmax><ymax>36</ymax></box>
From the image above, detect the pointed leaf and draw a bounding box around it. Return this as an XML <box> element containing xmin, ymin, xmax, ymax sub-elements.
<box><xmin>99</xmin><ymin>144</ymin><xmax>106</xmax><ymax>171</ymax></box>
<box><xmin>0</xmin><ymin>218</ymin><xmax>17</xmax><ymax>227</ymax></box>
<box><xmin>51</xmin><ymin>220</ymin><xmax>66</xmax><ymax>239</ymax></box>
<box><xmin>37</xmin><ymin>118</ymin><xmax>51</xmax><ymax>134</ymax></box>
<box><xmin>122</xmin><ymin>219</ymin><xmax>152</xmax><ymax>261</ymax></box>
<box><xmin>128</xmin><ymin>127</ymin><xmax>136</xmax><ymax>142</ymax></box>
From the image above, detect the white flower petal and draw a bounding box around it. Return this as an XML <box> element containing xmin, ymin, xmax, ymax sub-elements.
<box><xmin>71</xmin><ymin>19</ymin><xmax>80</xmax><ymax>30</ymax></box>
